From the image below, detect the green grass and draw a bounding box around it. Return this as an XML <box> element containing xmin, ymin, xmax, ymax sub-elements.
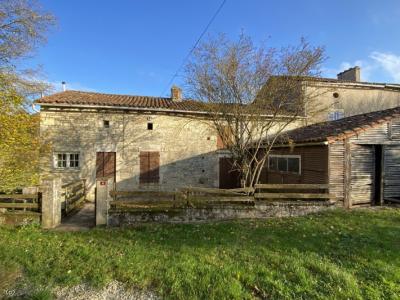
<box><xmin>0</xmin><ymin>208</ymin><xmax>400</xmax><ymax>299</ymax></box>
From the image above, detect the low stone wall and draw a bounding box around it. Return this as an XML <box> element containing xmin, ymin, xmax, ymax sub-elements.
<box><xmin>0</xmin><ymin>212</ymin><xmax>41</xmax><ymax>226</ymax></box>
<box><xmin>108</xmin><ymin>201</ymin><xmax>335</xmax><ymax>226</ymax></box>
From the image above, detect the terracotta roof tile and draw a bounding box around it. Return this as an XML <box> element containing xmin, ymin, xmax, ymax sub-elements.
<box><xmin>274</xmin><ymin>106</ymin><xmax>400</xmax><ymax>144</ymax></box>
<box><xmin>36</xmin><ymin>90</ymin><xmax>209</xmax><ymax>113</ymax></box>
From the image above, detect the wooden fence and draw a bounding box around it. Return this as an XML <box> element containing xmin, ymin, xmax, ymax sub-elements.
<box><xmin>61</xmin><ymin>179</ymin><xmax>86</xmax><ymax>214</ymax></box>
<box><xmin>106</xmin><ymin>184</ymin><xmax>337</xmax><ymax>213</ymax></box>
<box><xmin>109</xmin><ymin>187</ymin><xmax>254</xmax><ymax>211</ymax></box>
<box><xmin>0</xmin><ymin>193</ymin><xmax>41</xmax><ymax>211</ymax></box>
<box><xmin>254</xmin><ymin>184</ymin><xmax>334</xmax><ymax>201</ymax></box>
<box><xmin>0</xmin><ymin>193</ymin><xmax>41</xmax><ymax>225</ymax></box>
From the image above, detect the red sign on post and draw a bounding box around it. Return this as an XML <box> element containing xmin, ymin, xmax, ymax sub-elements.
<box><xmin>100</xmin><ymin>181</ymin><xmax>107</xmax><ymax>186</ymax></box>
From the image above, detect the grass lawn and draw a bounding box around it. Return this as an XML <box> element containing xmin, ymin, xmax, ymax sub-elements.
<box><xmin>0</xmin><ymin>208</ymin><xmax>400</xmax><ymax>299</ymax></box>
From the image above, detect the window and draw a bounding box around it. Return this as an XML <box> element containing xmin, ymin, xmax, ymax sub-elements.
<box><xmin>55</xmin><ymin>152</ymin><xmax>80</xmax><ymax>169</ymax></box>
<box><xmin>328</xmin><ymin>110</ymin><xmax>344</xmax><ymax>121</ymax></box>
<box><xmin>103</xmin><ymin>120</ymin><xmax>110</xmax><ymax>128</ymax></box>
<box><xmin>268</xmin><ymin>155</ymin><xmax>300</xmax><ymax>174</ymax></box>
<box><xmin>147</xmin><ymin>122</ymin><xmax>153</xmax><ymax>130</ymax></box>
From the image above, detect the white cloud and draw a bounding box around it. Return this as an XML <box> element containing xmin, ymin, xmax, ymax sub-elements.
<box><xmin>323</xmin><ymin>51</ymin><xmax>400</xmax><ymax>83</ymax></box>
<box><xmin>323</xmin><ymin>60</ymin><xmax>374</xmax><ymax>82</ymax></box>
<box><xmin>370</xmin><ymin>51</ymin><xmax>400</xmax><ymax>82</ymax></box>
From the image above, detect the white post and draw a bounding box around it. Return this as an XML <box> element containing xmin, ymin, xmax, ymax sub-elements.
<box><xmin>96</xmin><ymin>178</ymin><xmax>109</xmax><ymax>226</ymax></box>
<box><xmin>41</xmin><ymin>178</ymin><xmax>62</xmax><ymax>228</ymax></box>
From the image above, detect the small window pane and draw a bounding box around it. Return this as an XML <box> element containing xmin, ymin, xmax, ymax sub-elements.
<box><xmin>277</xmin><ymin>157</ymin><xmax>287</xmax><ymax>172</ymax></box>
<box><xmin>269</xmin><ymin>156</ymin><xmax>278</xmax><ymax>171</ymax></box>
<box><xmin>288</xmin><ymin>157</ymin><xmax>299</xmax><ymax>173</ymax></box>
<box><xmin>69</xmin><ymin>153</ymin><xmax>79</xmax><ymax>168</ymax></box>
<box><xmin>57</xmin><ymin>153</ymin><xmax>67</xmax><ymax>168</ymax></box>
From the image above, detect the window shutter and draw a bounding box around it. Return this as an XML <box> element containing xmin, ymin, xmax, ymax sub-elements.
<box><xmin>96</xmin><ymin>152</ymin><xmax>104</xmax><ymax>178</ymax></box>
<box><xmin>148</xmin><ymin>152</ymin><xmax>160</xmax><ymax>182</ymax></box>
<box><xmin>140</xmin><ymin>151</ymin><xmax>160</xmax><ymax>184</ymax></box>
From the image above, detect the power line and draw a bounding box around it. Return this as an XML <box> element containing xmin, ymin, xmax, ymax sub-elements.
<box><xmin>160</xmin><ymin>0</ymin><xmax>227</xmax><ymax>97</ymax></box>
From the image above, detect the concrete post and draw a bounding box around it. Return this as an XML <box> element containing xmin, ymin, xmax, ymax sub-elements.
<box><xmin>41</xmin><ymin>178</ymin><xmax>62</xmax><ymax>228</ymax></box>
<box><xmin>96</xmin><ymin>178</ymin><xmax>109</xmax><ymax>226</ymax></box>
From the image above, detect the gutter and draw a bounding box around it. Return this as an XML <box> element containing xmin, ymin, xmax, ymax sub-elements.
<box><xmin>35</xmin><ymin>102</ymin><xmax>307</xmax><ymax>119</ymax></box>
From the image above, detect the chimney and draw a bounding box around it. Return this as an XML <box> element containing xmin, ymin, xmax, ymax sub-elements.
<box><xmin>62</xmin><ymin>81</ymin><xmax>66</xmax><ymax>91</ymax></box>
<box><xmin>337</xmin><ymin>66</ymin><xmax>361</xmax><ymax>82</ymax></box>
<box><xmin>171</xmin><ymin>85</ymin><xmax>182</xmax><ymax>102</ymax></box>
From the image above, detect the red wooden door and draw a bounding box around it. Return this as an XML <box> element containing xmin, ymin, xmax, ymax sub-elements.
<box><xmin>96</xmin><ymin>152</ymin><xmax>116</xmax><ymax>180</ymax></box>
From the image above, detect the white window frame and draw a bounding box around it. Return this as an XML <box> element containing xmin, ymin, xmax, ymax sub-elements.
<box><xmin>54</xmin><ymin>152</ymin><xmax>81</xmax><ymax>169</ymax></box>
<box><xmin>328</xmin><ymin>109</ymin><xmax>345</xmax><ymax>121</ymax></box>
<box><xmin>268</xmin><ymin>154</ymin><xmax>301</xmax><ymax>175</ymax></box>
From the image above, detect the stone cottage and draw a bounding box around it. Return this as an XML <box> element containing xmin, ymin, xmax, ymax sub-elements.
<box><xmin>36</xmin><ymin>87</ymin><xmax>249</xmax><ymax>200</ymax></box>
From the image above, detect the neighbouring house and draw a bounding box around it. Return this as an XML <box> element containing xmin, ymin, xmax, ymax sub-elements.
<box><xmin>264</xmin><ymin>67</ymin><xmax>400</xmax><ymax>124</ymax></box>
<box><xmin>37</xmin><ymin>86</ymin><xmax>269</xmax><ymax>200</ymax></box>
<box><xmin>259</xmin><ymin>106</ymin><xmax>400</xmax><ymax>208</ymax></box>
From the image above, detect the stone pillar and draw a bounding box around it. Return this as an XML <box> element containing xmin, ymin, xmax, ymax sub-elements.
<box><xmin>41</xmin><ymin>178</ymin><xmax>62</xmax><ymax>228</ymax></box>
<box><xmin>96</xmin><ymin>178</ymin><xmax>110</xmax><ymax>226</ymax></box>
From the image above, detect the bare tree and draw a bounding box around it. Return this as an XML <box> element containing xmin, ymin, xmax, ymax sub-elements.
<box><xmin>0</xmin><ymin>0</ymin><xmax>55</xmax><ymax>66</ymax></box>
<box><xmin>185</xmin><ymin>33</ymin><xmax>326</xmax><ymax>189</ymax></box>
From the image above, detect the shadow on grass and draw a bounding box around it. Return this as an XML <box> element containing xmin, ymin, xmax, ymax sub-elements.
<box><xmin>0</xmin><ymin>208</ymin><xmax>399</xmax><ymax>299</ymax></box>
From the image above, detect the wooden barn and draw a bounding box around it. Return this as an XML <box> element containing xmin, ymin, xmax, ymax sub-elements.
<box><xmin>260</xmin><ymin>107</ymin><xmax>400</xmax><ymax>208</ymax></box>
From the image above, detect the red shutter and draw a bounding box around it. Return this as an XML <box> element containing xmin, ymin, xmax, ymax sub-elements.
<box><xmin>104</xmin><ymin>152</ymin><xmax>116</xmax><ymax>178</ymax></box>
<box><xmin>96</xmin><ymin>152</ymin><xmax>105</xmax><ymax>178</ymax></box>
<box><xmin>96</xmin><ymin>152</ymin><xmax>116</xmax><ymax>179</ymax></box>
<box><xmin>140</xmin><ymin>151</ymin><xmax>160</xmax><ymax>184</ymax></box>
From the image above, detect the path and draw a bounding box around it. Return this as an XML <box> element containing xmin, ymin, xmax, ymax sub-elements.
<box><xmin>55</xmin><ymin>202</ymin><xmax>95</xmax><ymax>231</ymax></box>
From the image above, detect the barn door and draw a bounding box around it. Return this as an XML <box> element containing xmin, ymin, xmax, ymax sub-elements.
<box><xmin>350</xmin><ymin>145</ymin><xmax>375</xmax><ymax>206</ymax></box>
<box><xmin>96</xmin><ymin>152</ymin><xmax>116</xmax><ymax>181</ymax></box>
<box><xmin>219</xmin><ymin>157</ymin><xmax>240</xmax><ymax>189</ymax></box>
<box><xmin>383</xmin><ymin>145</ymin><xmax>400</xmax><ymax>201</ymax></box>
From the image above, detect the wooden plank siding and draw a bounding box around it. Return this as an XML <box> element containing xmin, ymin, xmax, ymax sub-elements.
<box><xmin>349</xmin><ymin>144</ymin><xmax>375</xmax><ymax>205</ymax></box>
<box><xmin>263</xmin><ymin>146</ymin><xmax>329</xmax><ymax>184</ymax></box>
<box><xmin>383</xmin><ymin>145</ymin><xmax>400</xmax><ymax>199</ymax></box>
<box><xmin>328</xmin><ymin>142</ymin><xmax>345</xmax><ymax>205</ymax></box>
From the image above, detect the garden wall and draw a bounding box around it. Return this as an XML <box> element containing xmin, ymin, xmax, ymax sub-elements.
<box><xmin>108</xmin><ymin>201</ymin><xmax>334</xmax><ymax>225</ymax></box>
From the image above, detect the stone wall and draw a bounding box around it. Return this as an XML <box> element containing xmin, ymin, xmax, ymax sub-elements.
<box><xmin>305</xmin><ymin>84</ymin><xmax>400</xmax><ymax>124</ymax></box>
<box><xmin>40</xmin><ymin>109</ymin><xmax>225</xmax><ymax>200</ymax></box>
<box><xmin>108</xmin><ymin>201</ymin><xmax>335</xmax><ymax>225</ymax></box>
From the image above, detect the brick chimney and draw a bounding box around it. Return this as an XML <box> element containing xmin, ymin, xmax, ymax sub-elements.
<box><xmin>171</xmin><ymin>85</ymin><xmax>182</xmax><ymax>102</ymax></box>
<box><xmin>337</xmin><ymin>66</ymin><xmax>361</xmax><ymax>82</ymax></box>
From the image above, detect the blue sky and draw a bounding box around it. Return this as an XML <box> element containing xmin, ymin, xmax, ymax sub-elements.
<box><xmin>26</xmin><ymin>0</ymin><xmax>400</xmax><ymax>97</ymax></box>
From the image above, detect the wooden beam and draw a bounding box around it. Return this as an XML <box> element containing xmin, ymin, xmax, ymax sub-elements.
<box><xmin>61</xmin><ymin>179</ymin><xmax>84</xmax><ymax>189</ymax></box>
<box><xmin>385</xmin><ymin>197</ymin><xmax>400</xmax><ymax>204</ymax></box>
<box><xmin>182</xmin><ymin>187</ymin><xmax>247</xmax><ymax>195</ymax></box>
<box><xmin>0</xmin><ymin>203</ymin><xmax>39</xmax><ymax>209</ymax></box>
<box><xmin>254</xmin><ymin>193</ymin><xmax>333</xmax><ymax>199</ymax></box>
<box><xmin>110</xmin><ymin>190</ymin><xmax>177</xmax><ymax>197</ymax></box>
<box><xmin>0</xmin><ymin>194</ymin><xmax>38</xmax><ymax>199</ymax></box>
<box><xmin>255</xmin><ymin>184</ymin><xmax>330</xmax><ymax>189</ymax></box>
